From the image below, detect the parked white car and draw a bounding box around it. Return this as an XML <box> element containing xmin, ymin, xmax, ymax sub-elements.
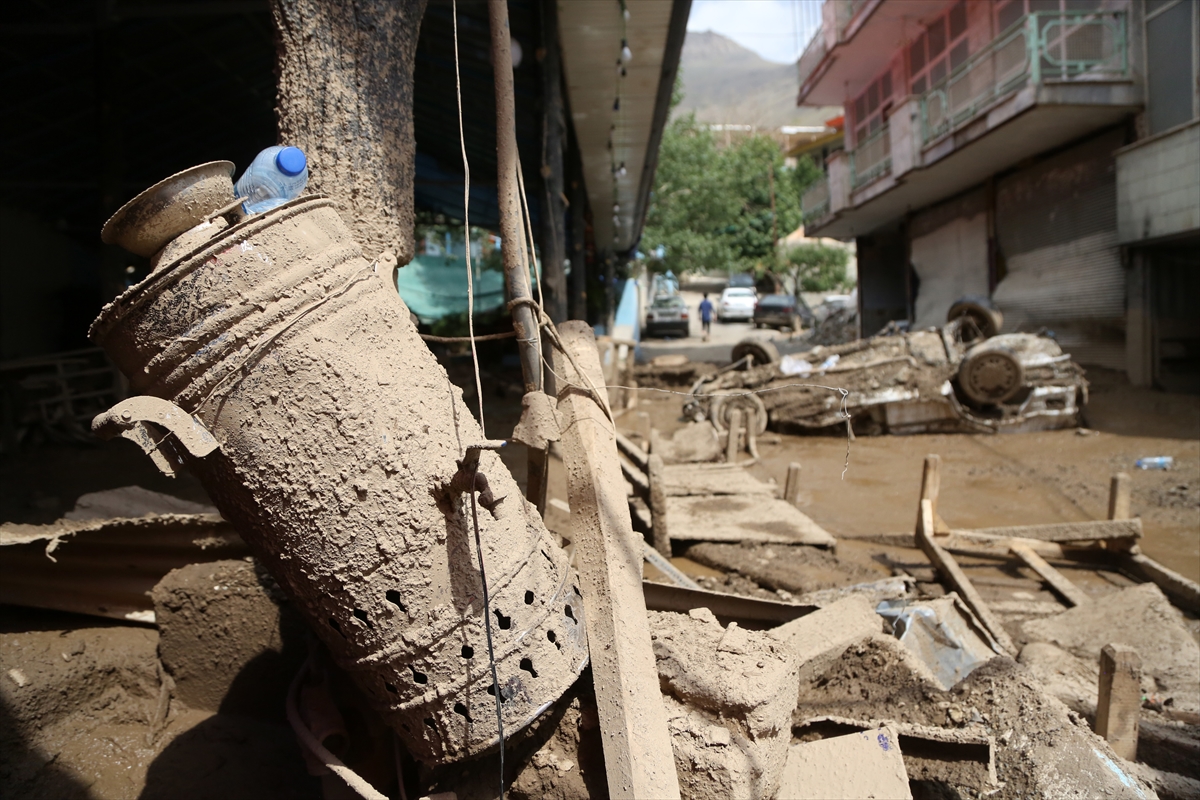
<box><xmin>717</xmin><ymin>287</ymin><xmax>757</xmax><ymax>322</ymax></box>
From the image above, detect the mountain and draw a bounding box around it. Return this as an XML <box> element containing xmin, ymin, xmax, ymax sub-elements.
<box><xmin>674</xmin><ymin>31</ymin><xmax>839</xmax><ymax>130</ymax></box>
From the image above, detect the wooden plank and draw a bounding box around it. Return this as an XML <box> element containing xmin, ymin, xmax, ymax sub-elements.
<box><xmin>619</xmin><ymin>457</ymin><xmax>650</xmax><ymax>501</ymax></box>
<box><xmin>1127</xmin><ymin>553</ymin><xmax>1200</xmax><ymax>612</ymax></box>
<box><xmin>553</xmin><ymin>321</ymin><xmax>682</xmax><ymax>799</ymax></box>
<box><xmin>916</xmin><ymin>500</ymin><xmax>1017</xmax><ymax>656</ymax></box>
<box><xmin>641</xmin><ymin>580</ymin><xmax>818</xmax><ymax>630</ymax></box>
<box><xmin>784</xmin><ymin>462</ymin><xmax>802</xmax><ymax>506</ymax></box>
<box><xmin>1096</xmin><ymin>643</ymin><xmax>1141</xmax><ymax>761</ymax></box>
<box><xmin>1009</xmin><ymin>542</ymin><xmax>1091</xmax><ymax>607</ymax></box>
<box><xmin>614</xmin><ymin>430</ymin><xmax>648</xmax><ymax>470</ymax></box>
<box><xmin>1108</xmin><ymin>472</ymin><xmax>1132</xmax><ymax>520</ymax></box>
<box><xmin>934</xmin><ymin>532</ymin><xmax>1078</xmax><ymax>561</ymax></box>
<box><xmin>646</xmin><ymin>454</ymin><xmax>670</xmax><ymax>557</ymax></box>
<box><xmin>660</xmin><ymin>463</ymin><xmax>774</xmax><ymax>497</ymax></box>
<box><xmin>951</xmin><ymin>519</ymin><xmax>1142</xmax><ymax>543</ymax></box>
<box><xmin>665</xmin><ymin>494</ymin><xmax>835</xmax><ymax>547</ymax></box>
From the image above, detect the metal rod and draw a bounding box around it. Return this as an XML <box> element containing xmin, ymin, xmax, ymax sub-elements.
<box><xmin>488</xmin><ymin>0</ymin><xmax>542</xmax><ymax>395</ymax></box>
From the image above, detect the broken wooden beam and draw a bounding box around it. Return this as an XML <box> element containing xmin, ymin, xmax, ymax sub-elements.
<box><xmin>614</xmin><ymin>430</ymin><xmax>649</xmax><ymax>471</ymax></box>
<box><xmin>952</xmin><ymin>519</ymin><xmax>1142</xmax><ymax>544</ymax></box>
<box><xmin>1108</xmin><ymin>472</ymin><xmax>1132</xmax><ymax>521</ymax></box>
<box><xmin>646</xmin><ymin>453</ymin><xmax>670</xmax><ymax>557</ymax></box>
<box><xmin>916</xmin><ymin>500</ymin><xmax>1017</xmax><ymax>656</ymax></box>
<box><xmin>1096</xmin><ymin>643</ymin><xmax>1141</xmax><ymax>761</ymax></box>
<box><xmin>784</xmin><ymin>462</ymin><xmax>801</xmax><ymax>506</ymax></box>
<box><xmin>640</xmin><ymin>581</ymin><xmax>817</xmax><ymax>630</ymax></box>
<box><xmin>553</xmin><ymin>320</ymin><xmax>682</xmax><ymax>799</ymax></box>
<box><xmin>1126</xmin><ymin>552</ymin><xmax>1200</xmax><ymax>612</ymax></box>
<box><xmin>619</xmin><ymin>457</ymin><xmax>650</xmax><ymax>501</ymax></box>
<box><xmin>1009</xmin><ymin>542</ymin><xmax>1091</xmax><ymax>607</ymax></box>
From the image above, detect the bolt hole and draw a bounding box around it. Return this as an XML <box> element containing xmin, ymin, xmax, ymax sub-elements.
<box><xmin>486</xmin><ymin>682</ymin><xmax>509</xmax><ymax>703</ymax></box>
<box><xmin>328</xmin><ymin>617</ymin><xmax>345</xmax><ymax>636</ymax></box>
<box><xmin>461</xmin><ymin>645</ymin><xmax>474</xmax><ymax>659</ymax></box>
<box><xmin>453</xmin><ymin>702</ymin><xmax>471</xmax><ymax>720</ymax></box>
<box><xmin>411</xmin><ymin>665</ymin><xmax>428</xmax><ymax>684</ymax></box>
<box><xmin>353</xmin><ymin>608</ymin><xmax>372</xmax><ymax>628</ymax></box>
<box><xmin>519</xmin><ymin>657</ymin><xmax>538</xmax><ymax>678</ymax></box>
<box><xmin>385</xmin><ymin>682</ymin><xmax>398</xmax><ymax>694</ymax></box>
<box><xmin>524</xmin><ymin>590</ymin><xmax>535</xmax><ymax>605</ymax></box>
<box><xmin>494</xmin><ymin>609</ymin><xmax>512</xmax><ymax>630</ymax></box>
<box><xmin>564</xmin><ymin>604</ymin><xmax>575</xmax><ymax>623</ymax></box>
<box><xmin>424</xmin><ymin>718</ymin><xmax>436</xmax><ymax>730</ymax></box>
<box><xmin>546</xmin><ymin>629</ymin><xmax>556</xmax><ymax>643</ymax></box>
<box><xmin>385</xmin><ymin>590</ymin><xmax>406</xmax><ymax>612</ymax></box>
<box><xmin>573</xmin><ymin>585</ymin><xmax>582</xmax><ymax>598</ymax></box>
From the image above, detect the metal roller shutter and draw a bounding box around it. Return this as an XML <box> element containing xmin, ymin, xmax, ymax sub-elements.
<box><xmin>993</xmin><ymin>129</ymin><xmax>1126</xmax><ymax>369</ymax></box>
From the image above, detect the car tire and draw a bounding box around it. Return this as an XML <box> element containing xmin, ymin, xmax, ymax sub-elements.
<box><xmin>731</xmin><ymin>337</ymin><xmax>780</xmax><ymax>367</ymax></box>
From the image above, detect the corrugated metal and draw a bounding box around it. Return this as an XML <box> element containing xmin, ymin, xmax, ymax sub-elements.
<box><xmin>993</xmin><ymin>231</ymin><xmax>1125</xmax><ymax>324</ymax></box>
<box><xmin>993</xmin><ymin>130</ymin><xmax>1126</xmax><ymax>368</ymax></box>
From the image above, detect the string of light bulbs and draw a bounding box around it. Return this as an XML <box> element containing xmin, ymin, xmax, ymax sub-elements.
<box><xmin>611</xmin><ymin>0</ymin><xmax>632</xmax><ymax>246</ymax></box>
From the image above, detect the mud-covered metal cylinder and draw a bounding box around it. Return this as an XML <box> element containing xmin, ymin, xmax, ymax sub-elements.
<box><xmin>90</xmin><ymin>197</ymin><xmax>587</xmax><ymax>762</ymax></box>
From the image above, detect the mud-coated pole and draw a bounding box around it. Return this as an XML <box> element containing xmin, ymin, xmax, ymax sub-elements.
<box><xmin>489</xmin><ymin>0</ymin><xmax>542</xmax><ymax>395</ymax></box>
<box><xmin>489</xmin><ymin>0</ymin><xmax>548</xmax><ymax>511</ymax></box>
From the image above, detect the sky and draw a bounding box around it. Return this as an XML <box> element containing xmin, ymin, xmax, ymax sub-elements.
<box><xmin>687</xmin><ymin>0</ymin><xmax>824</xmax><ymax>65</ymax></box>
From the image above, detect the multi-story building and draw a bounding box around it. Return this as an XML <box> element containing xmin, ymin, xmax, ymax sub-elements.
<box><xmin>796</xmin><ymin>0</ymin><xmax>1198</xmax><ymax>390</ymax></box>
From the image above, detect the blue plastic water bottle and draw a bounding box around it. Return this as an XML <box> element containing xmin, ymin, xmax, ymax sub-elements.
<box><xmin>1135</xmin><ymin>457</ymin><xmax>1173</xmax><ymax>470</ymax></box>
<box><xmin>234</xmin><ymin>146</ymin><xmax>309</xmax><ymax>215</ymax></box>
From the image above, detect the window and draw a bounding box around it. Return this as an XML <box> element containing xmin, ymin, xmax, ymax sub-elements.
<box><xmin>909</xmin><ymin>2</ymin><xmax>971</xmax><ymax>94</ymax></box>
<box><xmin>850</xmin><ymin>66</ymin><xmax>895</xmax><ymax>147</ymax></box>
<box><xmin>1145</xmin><ymin>0</ymin><xmax>1196</xmax><ymax>133</ymax></box>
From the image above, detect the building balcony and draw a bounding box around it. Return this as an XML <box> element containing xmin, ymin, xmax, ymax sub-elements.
<box><xmin>920</xmin><ymin>11</ymin><xmax>1130</xmax><ymax>146</ymax></box>
<box><xmin>797</xmin><ymin>0</ymin><xmax>956</xmax><ymax>106</ymax></box>
<box><xmin>801</xmin><ymin>176</ymin><xmax>831</xmax><ymax>223</ymax></box>
<box><xmin>808</xmin><ymin>9</ymin><xmax>1139</xmax><ymax>240</ymax></box>
<box><xmin>850</xmin><ymin>125</ymin><xmax>891</xmax><ymax>190</ymax></box>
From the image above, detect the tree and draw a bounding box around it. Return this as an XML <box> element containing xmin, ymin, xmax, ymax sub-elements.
<box><xmin>779</xmin><ymin>242</ymin><xmax>850</xmax><ymax>293</ymax></box>
<box><xmin>641</xmin><ymin>114</ymin><xmax>822</xmax><ymax>276</ymax></box>
<box><xmin>272</xmin><ymin>0</ymin><xmax>428</xmax><ymax>262</ymax></box>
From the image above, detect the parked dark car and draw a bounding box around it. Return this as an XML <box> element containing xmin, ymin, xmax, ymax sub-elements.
<box><xmin>753</xmin><ymin>294</ymin><xmax>813</xmax><ymax>331</ymax></box>
<box><xmin>644</xmin><ymin>294</ymin><xmax>690</xmax><ymax>338</ymax></box>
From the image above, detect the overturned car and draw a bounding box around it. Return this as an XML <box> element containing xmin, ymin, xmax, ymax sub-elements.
<box><xmin>684</xmin><ymin>302</ymin><xmax>1088</xmax><ymax>436</ymax></box>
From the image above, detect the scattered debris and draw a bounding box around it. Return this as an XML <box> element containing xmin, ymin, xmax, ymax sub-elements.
<box><xmin>1022</xmin><ymin>583</ymin><xmax>1200</xmax><ymax>714</ymax></box>
<box><xmin>651</xmin><ymin>608</ymin><xmax>800</xmax><ymax>800</ymax></box>
<box><xmin>877</xmin><ymin>594</ymin><xmax>1003</xmax><ymax>690</ymax></box>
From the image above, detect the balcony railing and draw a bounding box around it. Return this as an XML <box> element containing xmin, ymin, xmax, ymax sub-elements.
<box><xmin>798</xmin><ymin>0</ymin><xmax>874</xmax><ymax>94</ymax></box>
<box><xmin>850</xmin><ymin>125</ymin><xmax>891</xmax><ymax>190</ymax></box>
<box><xmin>802</xmin><ymin>177</ymin><xmax>831</xmax><ymax>221</ymax></box>
<box><xmin>920</xmin><ymin>10</ymin><xmax>1128</xmax><ymax>145</ymax></box>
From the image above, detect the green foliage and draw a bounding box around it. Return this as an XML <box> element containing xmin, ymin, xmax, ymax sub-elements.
<box><xmin>780</xmin><ymin>242</ymin><xmax>850</xmax><ymax>292</ymax></box>
<box><xmin>642</xmin><ymin>114</ymin><xmax>822</xmax><ymax>276</ymax></box>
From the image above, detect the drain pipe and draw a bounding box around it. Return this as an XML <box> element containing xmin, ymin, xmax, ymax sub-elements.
<box><xmin>488</xmin><ymin>0</ymin><xmax>548</xmax><ymax>511</ymax></box>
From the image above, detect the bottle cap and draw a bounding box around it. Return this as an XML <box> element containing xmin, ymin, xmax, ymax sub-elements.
<box><xmin>275</xmin><ymin>146</ymin><xmax>307</xmax><ymax>176</ymax></box>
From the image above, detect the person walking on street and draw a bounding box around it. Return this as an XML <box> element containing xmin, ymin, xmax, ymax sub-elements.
<box><xmin>699</xmin><ymin>293</ymin><xmax>714</xmax><ymax>341</ymax></box>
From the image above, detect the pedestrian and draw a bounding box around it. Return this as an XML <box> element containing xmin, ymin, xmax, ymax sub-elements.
<box><xmin>699</xmin><ymin>293</ymin><xmax>714</xmax><ymax>341</ymax></box>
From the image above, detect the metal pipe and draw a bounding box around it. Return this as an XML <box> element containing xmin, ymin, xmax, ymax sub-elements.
<box><xmin>488</xmin><ymin>0</ymin><xmax>542</xmax><ymax>395</ymax></box>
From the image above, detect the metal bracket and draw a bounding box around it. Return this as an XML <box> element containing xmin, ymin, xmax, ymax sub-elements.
<box><xmin>92</xmin><ymin>396</ymin><xmax>219</xmax><ymax>477</ymax></box>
